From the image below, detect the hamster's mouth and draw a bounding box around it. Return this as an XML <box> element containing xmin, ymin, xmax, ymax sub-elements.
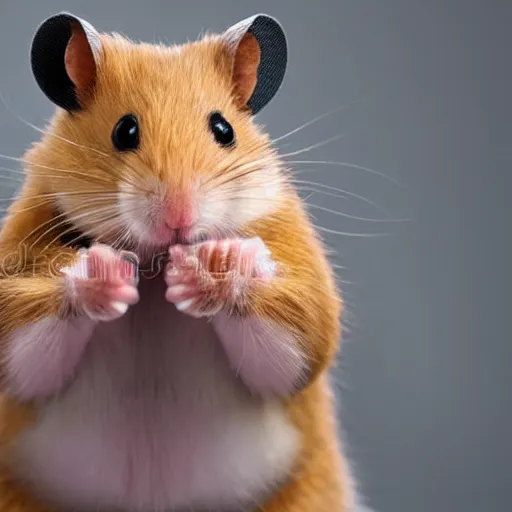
<box><xmin>169</xmin><ymin>230</ymin><xmax>209</xmax><ymax>246</ymax></box>
<box><xmin>53</xmin><ymin>207</ymin><xmax>211</xmax><ymax>254</ymax></box>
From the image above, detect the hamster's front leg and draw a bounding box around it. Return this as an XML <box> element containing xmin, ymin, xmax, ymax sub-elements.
<box><xmin>164</xmin><ymin>235</ymin><xmax>336</xmax><ymax>399</ymax></box>
<box><xmin>0</xmin><ymin>244</ymin><xmax>138</xmax><ymax>402</ymax></box>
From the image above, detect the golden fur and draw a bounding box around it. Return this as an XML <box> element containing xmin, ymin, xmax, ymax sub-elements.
<box><xmin>0</xmin><ymin>27</ymin><xmax>352</xmax><ymax>511</ymax></box>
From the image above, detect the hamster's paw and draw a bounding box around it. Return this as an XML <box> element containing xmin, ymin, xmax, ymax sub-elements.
<box><xmin>61</xmin><ymin>244</ymin><xmax>139</xmax><ymax>321</ymax></box>
<box><xmin>165</xmin><ymin>237</ymin><xmax>276</xmax><ymax>318</ymax></box>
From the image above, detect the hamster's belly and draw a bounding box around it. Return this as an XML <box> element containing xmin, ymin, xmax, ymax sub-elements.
<box><xmin>11</xmin><ymin>279</ymin><xmax>300</xmax><ymax>512</ymax></box>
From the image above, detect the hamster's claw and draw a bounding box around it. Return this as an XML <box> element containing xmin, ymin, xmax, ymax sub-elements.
<box><xmin>165</xmin><ymin>237</ymin><xmax>276</xmax><ymax>317</ymax></box>
<box><xmin>61</xmin><ymin>244</ymin><xmax>140</xmax><ymax>322</ymax></box>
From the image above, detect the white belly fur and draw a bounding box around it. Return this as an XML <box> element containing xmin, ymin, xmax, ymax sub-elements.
<box><xmin>10</xmin><ymin>277</ymin><xmax>301</xmax><ymax>512</ymax></box>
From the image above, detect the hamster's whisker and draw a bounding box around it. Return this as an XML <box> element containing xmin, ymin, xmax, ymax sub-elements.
<box><xmin>40</xmin><ymin>206</ymin><xmax>134</xmax><ymax>254</ymax></box>
<box><xmin>110</xmin><ymin>164</ymin><xmax>143</xmax><ymax>190</ymax></box>
<box><xmin>26</xmin><ymin>201</ymin><xmax>119</xmax><ymax>250</ymax></box>
<box><xmin>207</xmin><ymin>158</ymin><xmax>257</xmax><ymax>181</ymax></box>
<box><xmin>111</xmin><ymin>160</ymin><xmax>154</xmax><ymax>195</ymax></box>
<box><xmin>20</xmin><ymin>204</ymin><xmax>98</xmax><ymax>248</ymax></box>
<box><xmin>0</xmin><ymin>166</ymin><xmax>107</xmax><ymax>187</ymax></box>
<box><xmin>85</xmin><ymin>222</ymin><xmax>122</xmax><ymax>248</ymax></box>
<box><xmin>0</xmin><ymin>173</ymin><xmax>23</xmax><ymax>184</ymax></box>
<box><xmin>209</xmin><ymin>170</ymin><xmax>260</xmax><ymax>190</ymax></box>
<box><xmin>205</xmin><ymin>156</ymin><xmax>274</xmax><ymax>190</ymax></box>
<box><xmin>0</xmin><ymin>154</ymin><xmax>152</xmax><ymax>194</ymax></box>
<box><xmin>0</xmin><ymin>166</ymin><xmax>26</xmax><ymax>178</ymax></box>
<box><xmin>292</xmin><ymin>180</ymin><xmax>390</xmax><ymax>216</ymax></box>
<box><xmin>6</xmin><ymin>191</ymin><xmax>129</xmax><ymax>213</ymax></box>
<box><xmin>70</xmin><ymin>211</ymin><xmax>128</xmax><ymax>246</ymax></box>
<box><xmin>278</xmin><ymin>133</ymin><xmax>347</xmax><ymax>159</ymax></box>
<box><xmin>330</xmin><ymin>263</ymin><xmax>353</xmax><ymax>286</ymax></box>
<box><xmin>111</xmin><ymin>227</ymin><xmax>133</xmax><ymax>251</ymax></box>
<box><xmin>0</xmin><ymin>157</ymin><xmax>153</xmax><ymax>195</ymax></box>
<box><xmin>222</xmin><ymin>195</ymin><xmax>278</xmax><ymax>204</ymax></box>
<box><xmin>314</xmin><ymin>224</ymin><xmax>390</xmax><ymax>238</ymax></box>
<box><xmin>201</xmin><ymin>141</ymin><xmax>271</xmax><ymax>188</ymax></box>
<box><xmin>109</xmin><ymin>229</ymin><xmax>125</xmax><ymax>250</ymax></box>
<box><xmin>271</xmin><ymin>101</ymin><xmax>360</xmax><ymax>145</ymax></box>
<box><xmin>67</xmin><ymin>204</ymin><xmax>143</xmax><ymax>250</ymax></box>
<box><xmin>112</xmin><ymin>224</ymin><xmax>137</xmax><ymax>250</ymax></box>
<box><xmin>44</xmin><ymin>191</ymin><xmax>122</xmax><ymax>199</ymax></box>
<box><xmin>289</xmin><ymin>160</ymin><xmax>407</xmax><ymax>189</ymax></box>
<box><xmin>0</xmin><ymin>90</ymin><xmax>110</xmax><ymax>158</ymax></box>
<box><xmin>43</xmin><ymin>224</ymin><xmax>97</xmax><ymax>253</ymax></box>
<box><xmin>0</xmin><ymin>192</ymin><xmax>122</xmax><ymax>215</ymax></box>
<box><xmin>0</xmin><ymin>154</ymin><xmax>113</xmax><ymax>185</ymax></box>
<box><xmin>61</xmin><ymin>205</ymin><xmax>126</xmax><ymax>230</ymax></box>
<box><xmin>37</xmin><ymin>191</ymin><xmax>120</xmax><ymax>201</ymax></box>
<box><xmin>302</xmin><ymin>201</ymin><xmax>409</xmax><ymax>223</ymax></box>
<box><xmin>100</xmin><ymin>210</ymin><xmax>141</xmax><ymax>249</ymax></box>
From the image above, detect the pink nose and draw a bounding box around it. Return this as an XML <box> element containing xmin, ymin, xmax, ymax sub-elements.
<box><xmin>163</xmin><ymin>199</ymin><xmax>196</xmax><ymax>233</ymax></box>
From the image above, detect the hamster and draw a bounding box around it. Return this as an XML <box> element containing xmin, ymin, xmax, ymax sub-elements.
<box><xmin>0</xmin><ymin>12</ymin><xmax>356</xmax><ymax>512</ymax></box>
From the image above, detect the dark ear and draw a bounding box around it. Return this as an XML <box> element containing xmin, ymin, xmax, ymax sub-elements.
<box><xmin>222</xmin><ymin>14</ymin><xmax>287</xmax><ymax>115</ymax></box>
<box><xmin>31</xmin><ymin>12</ymin><xmax>102</xmax><ymax>111</ymax></box>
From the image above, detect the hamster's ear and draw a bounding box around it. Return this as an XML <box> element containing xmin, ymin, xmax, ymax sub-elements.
<box><xmin>31</xmin><ymin>12</ymin><xmax>102</xmax><ymax>111</ymax></box>
<box><xmin>222</xmin><ymin>14</ymin><xmax>287</xmax><ymax>115</ymax></box>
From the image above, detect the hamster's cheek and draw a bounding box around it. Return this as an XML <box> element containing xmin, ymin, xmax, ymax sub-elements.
<box><xmin>197</xmin><ymin>196</ymin><xmax>230</xmax><ymax>232</ymax></box>
<box><xmin>117</xmin><ymin>182</ymin><xmax>160</xmax><ymax>245</ymax></box>
<box><xmin>202</xmin><ymin>183</ymin><xmax>283</xmax><ymax>231</ymax></box>
<box><xmin>199</xmin><ymin>165</ymin><xmax>283</xmax><ymax>231</ymax></box>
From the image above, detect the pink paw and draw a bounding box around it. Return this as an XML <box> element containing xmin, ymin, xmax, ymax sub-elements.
<box><xmin>165</xmin><ymin>237</ymin><xmax>276</xmax><ymax>317</ymax></box>
<box><xmin>61</xmin><ymin>244</ymin><xmax>139</xmax><ymax>322</ymax></box>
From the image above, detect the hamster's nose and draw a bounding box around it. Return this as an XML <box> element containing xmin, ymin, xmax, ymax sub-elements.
<box><xmin>164</xmin><ymin>195</ymin><xmax>195</xmax><ymax>226</ymax></box>
<box><xmin>163</xmin><ymin>195</ymin><xmax>197</xmax><ymax>243</ymax></box>
<box><xmin>168</xmin><ymin>227</ymin><xmax>196</xmax><ymax>245</ymax></box>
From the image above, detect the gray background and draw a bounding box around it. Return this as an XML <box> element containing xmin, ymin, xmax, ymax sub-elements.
<box><xmin>0</xmin><ymin>1</ymin><xmax>510</xmax><ymax>511</ymax></box>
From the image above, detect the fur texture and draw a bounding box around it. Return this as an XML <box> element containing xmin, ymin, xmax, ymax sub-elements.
<box><xmin>0</xmin><ymin>19</ymin><xmax>353</xmax><ymax>512</ymax></box>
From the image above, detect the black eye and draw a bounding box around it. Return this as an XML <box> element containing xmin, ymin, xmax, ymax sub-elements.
<box><xmin>209</xmin><ymin>112</ymin><xmax>235</xmax><ymax>148</ymax></box>
<box><xmin>112</xmin><ymin>114</ymin><xmax>140</xmax><ymax>152</ymax></box>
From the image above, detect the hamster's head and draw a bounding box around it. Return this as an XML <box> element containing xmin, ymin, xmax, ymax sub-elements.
<box><xmin>27</xmin><ymin>13</ymin><xmax>290</xmax><ymax>254</ymax></box>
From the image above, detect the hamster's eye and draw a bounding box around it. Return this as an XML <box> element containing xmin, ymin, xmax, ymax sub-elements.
<box><xmin>209</xmin><ymin>112</ymin><xmax>235</xmax><ymax>148</ymax></box>
<box><xmin>112</xmin><ymin>114</ymin><xmax>140</xmax><ymax>152</ymax></box>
